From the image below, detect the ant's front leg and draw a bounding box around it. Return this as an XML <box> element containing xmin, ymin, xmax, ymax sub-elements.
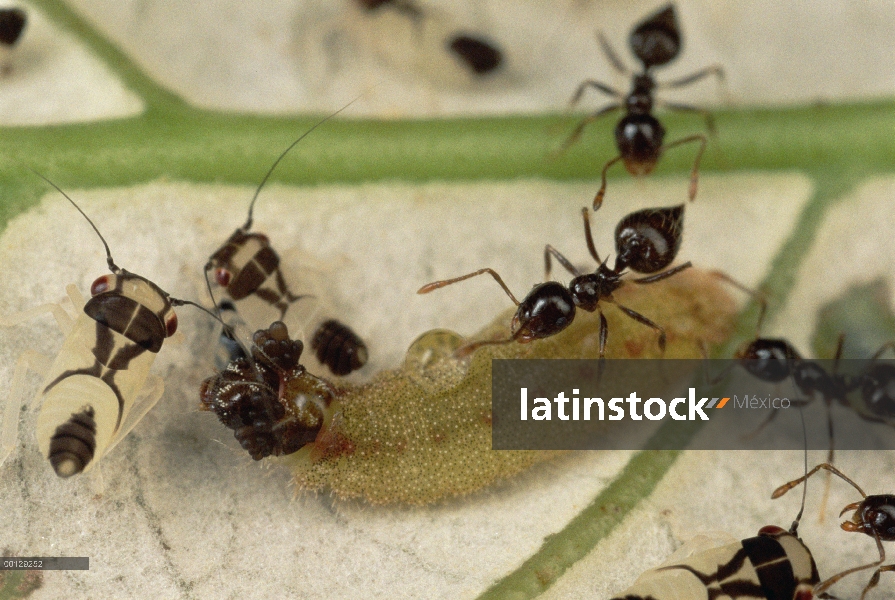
<box><xmin>593</xmin><ymin>154</ymin><xmax>624</xmax><ymax>211</ymax></box>
<box><xmin>662</xmin><ymin>64</ymin><xmax>725</xmax><ymax>94</ymax></box>
<box><xmin>417</xmin><ymin>268</ymin><xmax>521</xmax><ymax>306</ymax></box>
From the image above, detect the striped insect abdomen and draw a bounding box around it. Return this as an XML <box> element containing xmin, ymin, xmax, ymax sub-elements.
<box><xmin>611</xmin><ymin>529</ymin><xmax>819</xmax><ymax>600</ymax></box>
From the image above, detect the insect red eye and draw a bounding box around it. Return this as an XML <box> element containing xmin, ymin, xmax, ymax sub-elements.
<box><xmin>758</xmin><ymin>525</ymin><xmax>785</xmax><ymax>536</ymax></box>
<box><xmin>255</xmin><ymin>233</ymin><xmax>269</xmax><ymax>245</ymax></box>
<box><xmin>215</xmin><ymin>268</ymin><xmax>232</xmax><ymax>287</ymax></box>
<box><xmin>90</xmin><ymin>276</ymin><xmax>111</xmax><ymax>296</ymax></box>
<box><xmin>165</xmin><ymin>312</ymin><xmax>178</xmax><ymax>337</ymax></box>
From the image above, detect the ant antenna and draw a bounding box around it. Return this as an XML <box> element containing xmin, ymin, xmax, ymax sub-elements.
<box><xmin>24</xmin><ymin>165</ymin><xmax>120</xmax><ymax>275</ymax></box>
<box><xmin>789</xmin><ymin>404</ymin><xmax>809</xmax><ymax>536</ymax></box>
<box><xmin>242</xmin><ymin>96</ymin><xmax>362</xmax><ymax>231</ymax></box>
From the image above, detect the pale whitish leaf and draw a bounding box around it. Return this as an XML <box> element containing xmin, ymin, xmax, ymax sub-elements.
<box><xmin>0</xmin><ymin>1</ymin><xmax>892</xmax><ymax>599</ymax></box>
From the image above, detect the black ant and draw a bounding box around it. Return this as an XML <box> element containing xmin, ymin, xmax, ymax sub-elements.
<box><xmin>773</xmin><ymin>463</ymin><xmax>895</xmax><ymax>599</ymax></box>
<box><xmin>559</xmin><ymin>3</ymin><xmax>724</xmax><ymax>210</ymax></box>
<box><xmin>200</xmin><ymin>321</ymin><xmax>337</xmax><ymax>460</ymax></box>
<box><xmin>418</xmin><ymin>204</ymin><xmax>691</xmax><ymax>358</ymax></box>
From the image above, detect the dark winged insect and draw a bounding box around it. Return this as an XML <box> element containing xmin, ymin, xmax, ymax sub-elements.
<box><xmin>418</xmin><ymin>204</ymin><xmax>691</xmax><ymax>358</ymax></box>
<box><xmin>0</xmin><ymin>172</ymin><xmax>218</xmax><ymax>477</ymax></box>
<box><xmin>560</xmin><ymin>3</ymin><xmax>723</xmax><ymax>210</ymax></box>
<box><xmin>0</xmin><ymin>7</ymin><xmax>26</xmax><ymax>75</ymax></box>
<box><xmin>353</xmin><ymin>0</ymin><xmax>503</xmax><ymax>76</ymax></box>
<box><xmin>773</xmin><ymin>463</ymin><xmax>895</xmax><ymax>599</ymax></box>
<box><xmin>311</xmin><ymin>319</ymin><xmax>369</xmax><ymax>377</ymax></box>
<box><xmin>200</xmin><ymin>321</ymin><xmax>336</xmax><ymax>460</ymax></box>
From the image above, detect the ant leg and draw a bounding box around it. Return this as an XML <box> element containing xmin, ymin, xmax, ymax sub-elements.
<box><xmin>105</xmin><ymin>374</ymin><xmax>165</xmax><ymax>456</ymax></box>
<box><xmin>597</xmin><ymin>309</ymin><xmax>608</xmax><ymax>359</ymax></box>
<box><xmin>662</xmin><ymin>64</ymin><xmax>725</xmax><ymax>93</ymax></box>
<box><xmin>869</xmin><ymin>341</ymin><xmax>895</xmax><ymax>361</ymax></box>
<box><xmin>815</xmin><ymin>532</ymin><xmax>885</xmax><ymax>597</ymax></box>
<box><xmin>568</xmin><ymin>79</ymin><xmax>623</xmax><ymax>108</ymax></box>
<box><xmin>700</xmin><ymin>339</ymin><xmax>734</xmax><ymax>384</ymax></box>
<box><xmin>661</xmin><ymin>134</ymin><xmax>707</xmax><ymax>201</ymax></box>
<box><xmin>580</xmin><ymin>207</ymin><xmax>602</xmax><ymax>264</ymax></box>
<box><xmin>0</xmin><ymin>350</ymin><xmax>53</xmax><ymax>468</ymax></box>
<box><xmin>596</xmin><ymin>32</ymin><xmax>629</xmax><ymax>75</ymax></box>
<box><xmin>418</xmin><ymin>268</ymin><xmax>521</xmax><ymax>306</ymax></box>
<box><xmin>771</xmin><ymin>462</ymin><xmax>867</xmax><ymax>499</ymax></box>
<box><xmin>861</xmin><ymin>565</ymin><xmax>895</xmax><ymax>600</ymax></box>
<box><xmin>544</xmin><ymin>244</ymin><xmax>581</xmax><ymax>281</ymax></box>
<box><xmin>631</xmin><ymin>262</ymin><xmax>692</xmax><ymax>285</ymax></box>
<box><xmin>741</xmin><ymin>396</ymin><xmax>813</xmax><ymax>441</ymax></box>
<box><xmin>708</xmin><ymin>271</ymin><xmax>768</xmax><ymax>337</ymax></box>
<box><xmin>662</xmin><ymin>101</ymin><xmax>717</xmax><ymax>137</ymax></box>
<box><xmin>613</xmin><ymin>303</ymin><xmax>665</xmax><ymax>354</ymax></box>
<box><xmin>593</xmin><ymin>155</ymin><xmax>624</xmax><ymax>211</ymax></box>
<box><xmin>554</xmin><ymin>103</ymin><xmax>621</xmax><ymax>157</ymax></box>
<box><xmin>455</xmin><ymin>336</ymin><xmax>517</xmax><ymax>359</ymax></box>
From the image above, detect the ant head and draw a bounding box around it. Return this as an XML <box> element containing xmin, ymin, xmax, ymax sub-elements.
<box><xmin>735</xmin><ymin>338</ymin><xmax>801</xmax><ymax>382</ymax></box>
<box><xmin>614</xmin><ymin>114</ymin><xmax>666</xmax><ymax>176</ymax></box>
<box><xmin>614</xmin><ymin>204</ymin><xmax>683</xmax><ymax>273</ymax></box>
<box><xmin>860</xmin><ymin>363</ymin><xmax>895</xmax><ymax>420</ymax></box>
<box><xmin>510</xmin><ymin>281</ymin><xmax>576</xmax><ymax>342</ymax></box>
<box><xmin>629</xmin><ymin>4</ymin><xmax>681</xmax><ymax>70</ymax></box>
<box><xmin>840</xmin><ymin>495</ymin><xmax>895</xmax><ymax>541</ymax></box>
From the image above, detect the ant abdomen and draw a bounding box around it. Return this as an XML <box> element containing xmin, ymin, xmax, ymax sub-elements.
<box><xmin>614</xmin><ymin>114</ymin><xmax>666</xmax><ymax>176</ymax></box>
<box><xmin>614</xmin><ymin>204</ymin><xmax>683</xmax><ymax>273</ymax></box>
<box><xmin>629</xmin><ymin>4</ymin><xmax>680</xmax><ymax>68</ymax></box>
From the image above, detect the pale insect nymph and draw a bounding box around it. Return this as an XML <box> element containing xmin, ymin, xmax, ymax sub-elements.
<box><xmin>0</xmin><ymin>171</ymin><xmax>217</xmax><ymax>477</ymax></box>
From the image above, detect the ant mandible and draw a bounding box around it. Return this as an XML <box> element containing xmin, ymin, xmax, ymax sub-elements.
<box><xmin>560</xmin><ymin>4</ymin><xmax>724</xmax><ymax>210</ymax></box>
<box><xmin>418</xmin><ymin>204</ymin><xmax>691</xmax><ymax>358</ymax></box>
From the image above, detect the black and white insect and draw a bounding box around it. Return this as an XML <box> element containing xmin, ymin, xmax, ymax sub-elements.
<box><xmin>418</xmin><ymin>204</ymin><xmax>691</xmax><ymax>358</ymax></box>
<box><xmin>204</xmin><ymin>105</ymin><xmax>369</xmax><ymax>376</ymax></box>
<box><xmin>0</xmin><ymin>174</ymin><xmax>216</xmax><ymax>477</ymax></box>
<box><xmin>607</xmin><ymin>524</ymin><xmax>820</xmax><ymax>599</ymax></box>
<box><xmin>0</xmin><ymin>7</ymin><xmax>26</xmax><ymax>76</ymax></box>
<box><xmin>773</xmin><ymin>463</ymin><xmax>895</xmax><ymax>599</ymax></box>
<box><xmin>560</xmin><ymin>3</ymin><xmax>723</xmax><ymax>210</ymax></box>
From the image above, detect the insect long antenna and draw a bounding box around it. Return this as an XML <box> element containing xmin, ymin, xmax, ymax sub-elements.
<box><xmin>25</xmin><ymin>165</ymin><xmax>120</xmax><ymax>274</ymax></box>
<box><xmin>242</xmin><ymin>96</ymin><xmax>362</xmax><ymax>231</ymax></box>
<box><xmin>171</xmin><ymin>297</ymin><xmax>236</xmax><ymax>340</ymax></box>
<box><xmin>790</xmin><ymin>405</ymin><xmax>809</xmax><ymax>536</ymax></box>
